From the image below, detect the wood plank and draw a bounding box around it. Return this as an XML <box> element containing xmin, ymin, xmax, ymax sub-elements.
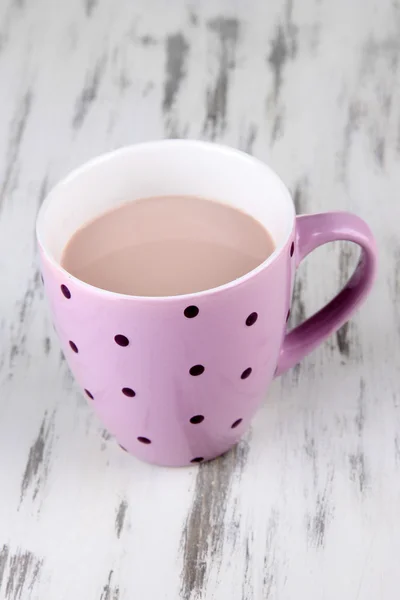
<box><xmin>0</xmin><ymin>0</ymin><xmax>399</xmax><ymax>598</ymax></box>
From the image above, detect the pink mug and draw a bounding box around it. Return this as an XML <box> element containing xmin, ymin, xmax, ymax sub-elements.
<box><xmin>36</xmin><ymin>141</ymin><xmax>377</xmax><ymax>467</ymax></box>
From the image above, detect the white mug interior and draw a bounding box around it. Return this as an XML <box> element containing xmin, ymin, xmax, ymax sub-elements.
<box><xmin>37</xmin><ymin>140</ymin><xmax>295</xmax><ymax>280</ymax></box>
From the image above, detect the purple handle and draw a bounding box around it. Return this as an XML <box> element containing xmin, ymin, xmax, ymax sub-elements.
<box><xmin>276</xmin><ymin>212</ymin><xmax>377</xmax><ymax>375</ymax></box>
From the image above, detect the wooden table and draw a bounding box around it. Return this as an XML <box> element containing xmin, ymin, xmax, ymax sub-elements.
<box><xmin>0</xmin><ymin>0</ymin><xmax>398</xmax><ymax>598</ymax></box>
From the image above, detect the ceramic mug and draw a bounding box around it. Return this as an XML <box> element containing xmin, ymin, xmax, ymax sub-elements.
<box><xmin>36</xmin><ymin>141</ymin><xmax>377</xmax><ymax>467</ymax></box>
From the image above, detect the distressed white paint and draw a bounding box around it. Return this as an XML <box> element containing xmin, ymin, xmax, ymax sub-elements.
<box><xmin>0</xmin><ymin>0</ymin><xmax>399</xmax><ymax>598</ymax></box>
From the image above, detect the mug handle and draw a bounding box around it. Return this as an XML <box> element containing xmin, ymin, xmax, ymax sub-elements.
<box><xmin>275</xmin><ymin>212</ymin><xmax>377</xmax><ymax>376</ymax></box>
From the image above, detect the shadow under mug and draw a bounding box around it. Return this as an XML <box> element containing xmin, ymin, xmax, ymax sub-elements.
<box><xmin>36</xmin><ymin>141</ymin><xmax>377</xmax><ymax>467</ymax></box>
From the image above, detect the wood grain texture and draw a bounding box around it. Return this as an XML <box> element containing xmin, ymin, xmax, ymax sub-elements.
<box><xmin>0</xmin><ymin>0</ymin><xmax>399</xmax><ymax>598</ymax></box>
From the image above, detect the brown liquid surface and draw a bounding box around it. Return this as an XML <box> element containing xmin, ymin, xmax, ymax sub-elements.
<box><xmin>61</xmin><ymin>196</ymin><xmax>275</xmax><ymax>296</ymax></box>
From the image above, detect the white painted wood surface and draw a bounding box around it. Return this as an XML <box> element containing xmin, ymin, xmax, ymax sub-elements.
<box><xmin>0</xmin><ymin>0</ymin><xmax>399</xmax><ymax>598</ymax></box>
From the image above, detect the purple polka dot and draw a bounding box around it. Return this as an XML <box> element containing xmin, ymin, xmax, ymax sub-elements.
<box><xmin>246</xmin><ymin>312</ymin><xmax>258</xmax><ymax>326</ymax></box>
<box><xmin>184</xmin><ymin>305</ymin><xmax>199</xmax><ymax>318</ymax></box>
<box><xmin>137</xmin><ymin>436</ymin><xmax>151</xmax><ymax>444</ymax></box>
<box><xmin>190</xmin><ymin>415</ymin><xmax>204</xmax><ymax>424</ymax></box>
<box><xmin>189</xmin><ymin>364</ymin><xmax>205</xmax><ymax>376</ymax></box>
<box><xmin>84</xmin><ymin>389</ymin><xmax>93</xmax><ymax>399</ymax></box>
<box><xmin>69</xmin><ymin>341</ymin><xmax>78</xmax><ymax>353</ymax></box>
<box><xmin>241</xmin><ymin>367</ymin><xmax>252</xmax><ymax>379</ymax></box>
<box><xmin>61</xmin><ymin>284</ymin><xmax>71</xmax><ymax>299</ymax></box>
<box><xmin>114</xmin><ymin>334</ymin><xmax>129</xmax><ymax>347</ymax></box>
<box><xmin>122</xmin><ymin>387</ymin><xmax>135</xmax><ymax>397</ymax></box>
<box><xmin>290</xmin><ymin>242</ymin><xmax>294</xmax><ymax>257</ymax></box>
<box><xmin>231</xmin><ymin>418</ymin><xmax>242</xmax><ymax>429</ymax></box>
<box><xmin>191</xmin><ymin>457</ymin><xmax>204</xmax><ymax>463</ymax></box>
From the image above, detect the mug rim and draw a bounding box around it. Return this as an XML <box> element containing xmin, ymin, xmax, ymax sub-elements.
<box><xmin>36</xmin><ymin>139</ymin><xmax>295</xmax><ymax>302</ymax></box>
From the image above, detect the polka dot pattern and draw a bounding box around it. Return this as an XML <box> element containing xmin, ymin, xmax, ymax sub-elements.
<box><xmin>290</xmin><ymin>241</ymin><xmax>295</xmax><ymax>257</ymax></box>
<box><xmin>69</xmin><ymin>341</ymin><xmax>78</xmax><ymax>353</ymax></box>
<box><xmin>122</xmin><ymin>387</ymin><xmax>136</xmax><ymax>397</ymax></box>
<box><xmin>61</xmin><ymin>284</ymin><xmax>71</xmax><ymax>299</ymax></box>
<box><xmin>53</xmin><ymin>274</ymin><xmax>270</xmax><ymax>466</ymax></box>
<box><xmin>184</xmin><ymin>305</ymin><xmax>199</xmax><ymax>318</ymax></box>
<box><xmin>246</xmin><ymin>312</ymin><xmax>258</xmax><ymax>326</ymax></box>
<box><xmin>189</xmin><ymin>364</ymin><xmax>205</xmax><ymax>376</ymax></box>
<box><xmin>241</xmin><ymin>367</ymin><xmax>252</xmax><ymax>380</ymax></box>
<box><xmin>114</xmin><ymin>334</ymin><xmax>129</xmax><ymax>347</ymax></box>
<box><xmin>190</xmin><ymin>415</ymin><xmax>204</xmax><ymax>424</ymax></box>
